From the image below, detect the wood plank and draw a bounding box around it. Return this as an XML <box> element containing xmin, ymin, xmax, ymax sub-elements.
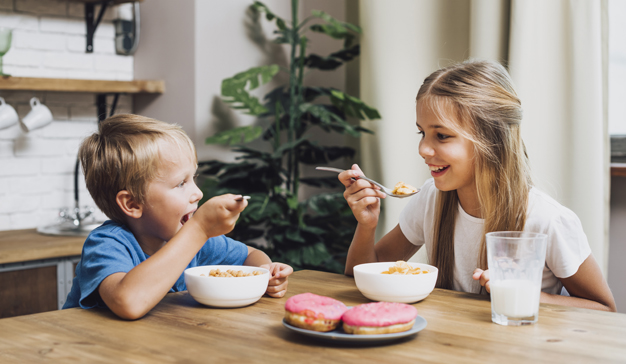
<box><xmin>0</xmin><ymin>266</ymin><xmax>57</xmax><ymax>318</ymax></box>
<box><xmin>611</xmin><ymin>163</ymin><xmax>626</xmax><ymax>177</ymax></box>
<box><xmin>0</xmin><ymin>229</ymin><xmax>84</xmax><ymax>264</ymax></box>
<box><xmin>0</xmin><ymin>270</ymin><xmax>623</xmax><ymax>363</ymax></box>
<box><xmin>0</xmin><ymin>77</ymin><xmax>164</xmax><ymax>94</ymax></box>
<box><xmin>67</xmin><ymin>0</ymin><xmax>143</xmax><ymax>4</ymax></box>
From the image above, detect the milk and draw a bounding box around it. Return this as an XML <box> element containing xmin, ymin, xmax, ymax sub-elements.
<box><xmin>490</xmin><ymin>279</ymin><xmax>540</xmax><ymax>318</ymax></box>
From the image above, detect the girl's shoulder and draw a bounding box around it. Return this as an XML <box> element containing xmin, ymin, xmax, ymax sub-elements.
<box><xmin>526</xmin><ymin>187</ymin><xmax>583</xmax><ymax>231</ymax></box>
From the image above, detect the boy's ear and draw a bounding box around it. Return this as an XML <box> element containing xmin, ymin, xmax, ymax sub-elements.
<box><xmin>116</xmin><ymin>190</ymin><xmax>143</xmax><ymax>219</ymax></box>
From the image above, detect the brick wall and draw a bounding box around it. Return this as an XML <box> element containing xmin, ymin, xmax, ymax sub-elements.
<box><xmin>0</xmin><ymin>0</ymin><xmax>134</xmax><ymax>231</ymax></box>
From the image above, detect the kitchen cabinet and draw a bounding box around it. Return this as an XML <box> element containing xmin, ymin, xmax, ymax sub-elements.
<box><xmin>0</xmin><ymin>229</ymin><xmax>84</xmax><ymax>318</ymax></box>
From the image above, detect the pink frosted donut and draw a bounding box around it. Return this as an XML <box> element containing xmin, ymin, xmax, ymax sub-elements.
<box><xmin>342</xmin><ymin>302</ymin><xmax>418</xmax><ymax>335</ymax></box>
<box><xmin>284</xmin><ymin>293</ymin><xmax>348</xmax><ymax>332</ymax></box>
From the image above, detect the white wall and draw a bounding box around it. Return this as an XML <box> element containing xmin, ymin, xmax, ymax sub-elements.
<box><xmin>0</xmin><ymin>0</ymin><xmax>133</xmax><ymax>231</ymax></box>
<box><xmin>135</xmin><ymin>0</ymin><xmax>348</xmax><ymax>176</ymax></box>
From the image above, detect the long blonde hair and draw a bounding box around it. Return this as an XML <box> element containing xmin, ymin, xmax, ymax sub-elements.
<box><xmin>416</xmin><ymin>60</ymin><xmax>532</xmax><ymax>289</ymax></box>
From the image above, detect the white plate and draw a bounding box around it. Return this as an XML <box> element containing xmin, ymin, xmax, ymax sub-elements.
<box><xmin>282</xmin><ymin>315</ymin><xmax>427</xmax><ymax>343</ymax></box>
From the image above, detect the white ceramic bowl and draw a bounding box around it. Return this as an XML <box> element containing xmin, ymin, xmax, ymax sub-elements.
<box><xmin>353</xmin><ymin>262</ymin><xmax>438</xmax><ymax>303</ymax></box>
<box><xmin>184</xmin><ymin>265</ymin><xmax>270</xmax><ymax>308</ymax></box>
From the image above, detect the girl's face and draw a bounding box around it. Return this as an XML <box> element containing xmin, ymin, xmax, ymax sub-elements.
<box><xmin>416</xmin><ymin>101</ymin><xmax>476</xmax><ymax>196</ymax></box>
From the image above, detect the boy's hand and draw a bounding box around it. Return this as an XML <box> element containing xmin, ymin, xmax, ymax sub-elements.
<box><xmin>472</xmin><ymin>268</ymin><xmax>491</xmax><ymax>293</ymax></box>
<box><xmin>192</xmin><ymin>194</ymin><xmax>247</xmax><ymax>239</ymax></box>
<box><xmin>261</xmin><ymin>263</ymin><xmax>293</xmax><ymax>298</ymax></box>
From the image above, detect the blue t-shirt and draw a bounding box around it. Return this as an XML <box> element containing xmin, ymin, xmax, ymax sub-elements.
<box><xmin>63</xmin><ymin>220</ymin><xmax>248</xmax><ymax>309</ymax></box>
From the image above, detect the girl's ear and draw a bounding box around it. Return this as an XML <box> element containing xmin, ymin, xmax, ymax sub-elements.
<box><xmin>116</xmin><ymin>190</ymin><xmax>143</xmax><ymax>219</ymax></box>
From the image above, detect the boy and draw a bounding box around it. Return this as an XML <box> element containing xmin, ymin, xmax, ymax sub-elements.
<box><xmin>63</xmin><ymin>114</ymin><xmax>292</xmax><ymax>320</ymax></box>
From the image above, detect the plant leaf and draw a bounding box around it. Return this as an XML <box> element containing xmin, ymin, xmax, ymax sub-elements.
<box><xmin>205</xmin><ymin>126</ymin><xmax>263</xmax><ymax>145</ymax></box>
<box><xmin>252</xmin><ymin>1</ymin><xmax>287</xmax><ymax>30</ymax></box>
<box><xmin>298</xmin><ymin>145</ymin><xmax>355</xmax><ymax>165</ymax></box>
<box><xmin>300</xmin><ymin>103</ymin><xmax>374</xmax><ymax>136</ymax></box>
<box><xmin>299</xmin><ymin>176</ymin><xmax>342</xmax><ymax>188</ymax></box>
<box><xmin>310</xmin><ymin>10</ymin><xmax>361</xmax><ymax>36</ymax></box>
<box><xmin>310</xmin><ymin>10</ymin><xmax>361</xmax><ymax>48</ymax></box>
<box><xmin>329</xmin><ymin>89</ymin><xmax>381</xmax><ymax>120</ymax></box>
<box><xmin>302</xmin><ymin>243</ymin><xmax>332</xmax><ymax>266</ymax></box>
<box><xmin>221</xmin><ymin>65</ymin><xmax>280</xmax><ymax>116</ymax></box>
<box><xmin>300</xmin><ymin>44</ymin><xmax>360</xmax><ymax>71</ymax></box>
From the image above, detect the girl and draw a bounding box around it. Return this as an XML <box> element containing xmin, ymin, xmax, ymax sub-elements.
<box><xmin>339</xmin><ymin>60</ymin><xmax>616</xmax><ymax>312</ymax></box>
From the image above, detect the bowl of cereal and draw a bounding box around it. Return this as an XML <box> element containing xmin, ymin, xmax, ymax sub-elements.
<box><xmin>353</xmin><ymin>261</ymin><xmax>438</xmax><ymax>303</ymax></box>
<box><xmin>184</xmin><ymin>265</ymin><xmax>270</xmax><ymax>308</ymax></box>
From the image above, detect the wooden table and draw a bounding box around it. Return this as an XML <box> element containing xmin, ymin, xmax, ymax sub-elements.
<box><xmin>0</xmin><ymin>270</ymin><xmax>624</xmax><ymax>363</ymax></box>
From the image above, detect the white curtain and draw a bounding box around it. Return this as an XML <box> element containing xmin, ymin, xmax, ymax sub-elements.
<box><xmin>358</xmin><ymin>0</ymin><xmax>610</xmax><ymax>274</ymax></box>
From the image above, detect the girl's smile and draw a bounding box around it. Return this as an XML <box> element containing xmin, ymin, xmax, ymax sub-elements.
<box><xmin>428</xmin><ymin>164</ymin><xmax>450</xmax><ymax>176</ymax></box>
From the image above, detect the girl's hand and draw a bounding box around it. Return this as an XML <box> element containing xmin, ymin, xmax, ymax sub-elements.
<box><xmin>473</xmin><ymin>268</ymin><xmax>491</xmax><ymax>293</ymax></box>
<box><xmin>261</xmin><ymin>263</ymin><xmax>293</xmax><ymax>298</ymax></box>
<box><xmin>338</xmin><ymin>164</ymin><xmax>387</xmax><ymax>228</ymax></box>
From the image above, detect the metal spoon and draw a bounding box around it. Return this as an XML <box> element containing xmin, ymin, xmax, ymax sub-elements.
<box><xmin>315</xmin><ymin>166</ymin><xmax>419</xmax><ymax>198</ymax></box>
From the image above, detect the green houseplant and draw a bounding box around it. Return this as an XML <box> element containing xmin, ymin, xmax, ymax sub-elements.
<box><xmin>199</xmin><ymin>0</ymin><xmax>380</xmax><ymax>273</ymax></box>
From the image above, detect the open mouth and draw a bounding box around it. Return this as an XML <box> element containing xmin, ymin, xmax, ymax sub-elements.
<box><xmin>429</xmin><ymin>165</ymin><xmax>450</xmax><ymax>173</ymax></box>
<box><xmin>180</xmin><ymin>212</ymin><xmax>193</xmax><ymax>226</ymax></box>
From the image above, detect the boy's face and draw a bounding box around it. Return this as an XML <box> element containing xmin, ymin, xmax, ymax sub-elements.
<box><xmin>137</xmin><ymin>140</ymin><xmax>202</xmax><ymax>247</ymax></box>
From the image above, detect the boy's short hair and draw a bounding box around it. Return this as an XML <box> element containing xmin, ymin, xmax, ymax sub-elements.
<box><xmin>79</xmin><ymin>114</ymin><xmax>196</xmax><ymax>224</ymax></box>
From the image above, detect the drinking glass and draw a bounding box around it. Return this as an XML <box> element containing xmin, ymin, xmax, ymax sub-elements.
<box><xmin>486</xmin><ymin>231</ymin><xmax>547</xmax><ymax>326</ymax></box>
<box><xmin>0</xmin><ymin>28</ymin><xmax>13</xmax><ymax>77</ymax></box>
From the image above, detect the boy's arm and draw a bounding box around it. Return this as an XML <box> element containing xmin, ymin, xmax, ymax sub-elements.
<box><xmin>243</xmin><ymin>246</ymin><xmax>293</xmax><ymax>298</ymax></box>
<box><xmin>243</xmin><ymin>246</ymin><xmax>272</xmax><ymax>266</ymax></box>
<box><xmin>98</xmin><ymin>222</ymin><xmax>209</xmax><ymax>320</ymax></box>
<box><xmin>99</xmin><ymin>195</ymin><xmax>246</xmax><ymax>320</ymax></box>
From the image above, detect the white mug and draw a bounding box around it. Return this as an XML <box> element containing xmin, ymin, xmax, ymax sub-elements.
<box><xmin>0</xmin><ymin>97</ymin><xmax>18</xmax><ymax>130</ymax></box>
<box><xmin>20</xmin><ymin>97</ymin><xmax>53</xmax><ymax>132</ymax></box>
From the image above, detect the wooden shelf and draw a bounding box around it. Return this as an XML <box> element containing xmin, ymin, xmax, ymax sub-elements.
<box><xmin>611</xmin><ymin>163</ymin><xmax>626</xmax><ymax>177</ymax></box>
<box><xmin>68</xmin><ymin>0</ymin><xmax>143</xmax><ymax>4</ymax></box>
<box><xmin>0</xmin><ymin>77</ymin><xmax>164</xmax><ymax>94</ymax></box>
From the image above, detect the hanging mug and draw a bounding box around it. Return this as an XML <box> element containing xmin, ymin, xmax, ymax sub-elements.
<box><xmin>0</xmin><ymin>97</ymin><xmax>18</xmax><ymax>130</ymax></box>
<box><xmin>20</xmin><ymin>97</ymin><xmax>53</xmax><ymax>132</ymax></box>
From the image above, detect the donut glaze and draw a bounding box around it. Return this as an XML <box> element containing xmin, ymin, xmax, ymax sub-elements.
<box><xmin>342</xmin><ymin>302</ymin><xmax>418</xmax><ymax>327</ymax></box>
<box><xmin>284</xmin><ymin>293</ymin><xmax>348</xmax><ymax>320</ymax></box>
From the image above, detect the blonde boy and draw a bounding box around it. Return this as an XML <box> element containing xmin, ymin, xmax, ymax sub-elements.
<box><xmin>63</xmin><ymin>114</ymin><xmax>292</xmax><ymax>319</ymax></box>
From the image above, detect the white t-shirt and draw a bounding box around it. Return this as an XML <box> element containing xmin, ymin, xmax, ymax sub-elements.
<box><xmin>398</xmin><ymin>179</ymin><xmax>591</xmax><ymax>295</ymax></box>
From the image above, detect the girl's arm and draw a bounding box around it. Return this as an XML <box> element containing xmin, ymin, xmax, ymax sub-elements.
<box><xmin>474</xmin><ymin>254</ymin><xmax>617</xmax><ymax>312</ymax></box>
<box><xmin>542</xmin><ymin>254</ymin><xmax>616</xmax><ymax>312</ymax></box>
<box><xmin>340</xmin><ymin>164</ymin><xmax>420</xmax><ymax>275</ymax></box>
<box><xmin>345</xmin><ymin>224</ymin><xmax>421</xmax><ymax>276</ymax></box>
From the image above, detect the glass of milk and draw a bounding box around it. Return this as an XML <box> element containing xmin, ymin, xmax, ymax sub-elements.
<box><xmin>486</xmin><ymin>232</ymin><xmax>547</xmax><ymax>326</ymax></box>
